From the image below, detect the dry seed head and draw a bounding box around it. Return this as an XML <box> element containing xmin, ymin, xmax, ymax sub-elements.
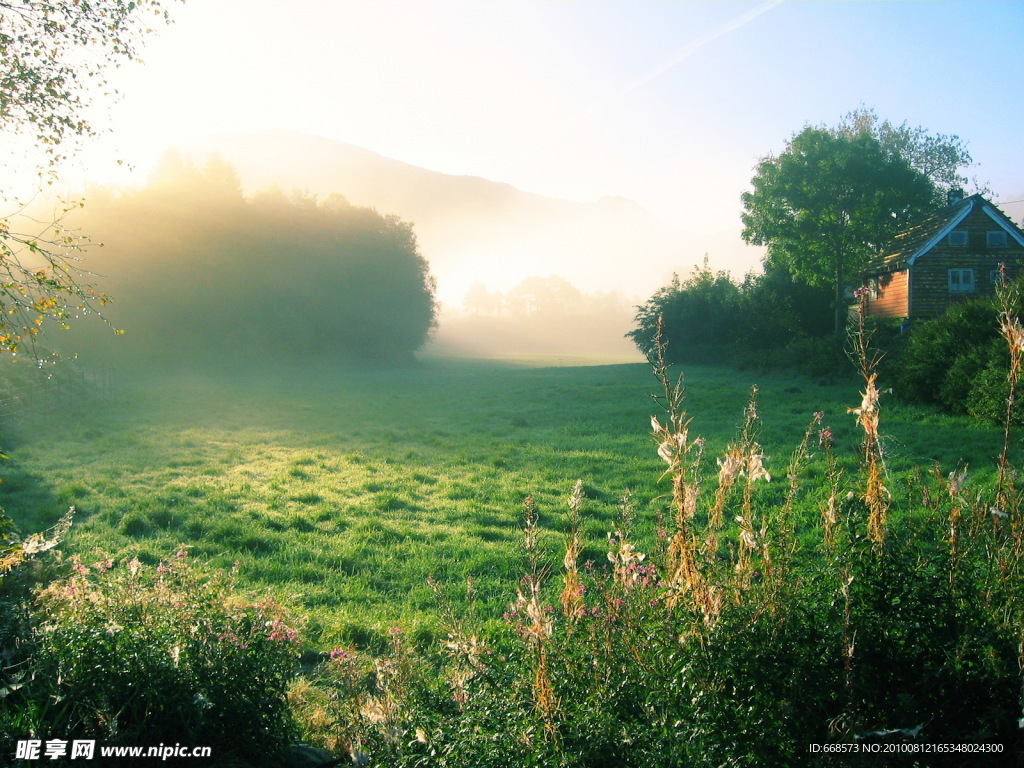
<box><xmin>1001</xmin><ymin>316</ymin><xmax>1024</xmax><ymax>357</ymax></box>
<box><xmin>681</xmin><ymin>483</ymin><xmax>698</xmax><ymax>520</ymax></box>
<box><xmin>947</xmin><ymin>466</ymin><xmax>968</xmax><ymax>498</ymax></box>
<box><xmin>747</xmin><ymin>451</ymin><xmax>771</xmax><ymax>483</ymax></box>
<box><xmin>717</xmin><ymin>454</ymin><xmax>743</xmax><ymax>485</ymax></box>
<box><xmin>823</xmin><ymin>495</ymin><xmax>839</xmax><ymax>527</ymax></box>
<box><xmin>517</xmin><ymin>590</ymin><xmax>554</xmax><ymax>642</ymax></box>
<box><xmin>360</xmin><ymin>698</ymin><xmax>388</xmax><ymax>725</ymax></box>
<box><xmin>568</xmin><ymin>478</ymin><xmax>585</xmax><ymax>512</ymax></box>
<box><xmin>562</xmin><ymin>540</ymin><xmax>581</xmax><ymax>571</ymax></box>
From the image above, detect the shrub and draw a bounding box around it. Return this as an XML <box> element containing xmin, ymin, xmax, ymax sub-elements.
<box><xmin>2</xmin><ymin>549</ymin><xmax>300</xmax><ymax>766</ymax></box>
<box><xmin>629</xmin><ymin>261</ymin><xmax>840</xmax><ymax>371</ymax></box>
<box><xmin>889</xmin><ymin>296</ymin><xmax>1022</xmax><ymax>424</ymax></box>
<box><xmin>629</xmin><ymin>259</ymin><xmax>743</xmax><ymax>364</ymax></box>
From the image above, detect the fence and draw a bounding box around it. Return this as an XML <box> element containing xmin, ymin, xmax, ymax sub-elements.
<box><xmin>0</xmin><ymin>364</ymin><xmax>118</xmax><ymax>428</ymax></box>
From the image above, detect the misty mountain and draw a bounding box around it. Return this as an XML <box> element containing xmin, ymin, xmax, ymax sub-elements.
<box><xmin>179</xmin><ymin>131</ymin><xmax>754</xmax><ymax>308</ymax></box>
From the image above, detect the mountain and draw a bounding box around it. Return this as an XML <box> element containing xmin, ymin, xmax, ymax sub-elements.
<box><xmin>178</xmin><ymin>130</ymin><xmax>760</xmax><ymax>308</ymax></box>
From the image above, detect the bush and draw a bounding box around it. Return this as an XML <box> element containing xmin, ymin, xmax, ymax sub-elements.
<box><xmin>628</xmin><ymin>260</ymin><xmax>743</xmax><ymax>364</ymax></box>
<box><xmin>629</xmin><ymin>261</ymin><xmax>838</xmax><ymax>371</ymax></box>
<box><xmin>2</xmin><ymin>549</ymin><xmax>300</xmax><ymax>766</ymax></box>
<box><xmin>889</xmin><ymin>297</ymin><xmax>1018</xmax><ymax>423</ymax></box>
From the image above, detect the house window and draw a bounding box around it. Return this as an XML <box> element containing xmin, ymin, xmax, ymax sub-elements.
<box><xmin>987</xmin><ymin>230</ymin><xmax>1008</xmax><ymax>248</ymax></box>
<box><xmin>948</xmin><ymin>268</ymin><xmax>975</xmax><ymax>294</ymax></box>
<box><xmin>948</xmin><ymin>230</ymin><xmax>969</xmax><ymax>246</ymax></box>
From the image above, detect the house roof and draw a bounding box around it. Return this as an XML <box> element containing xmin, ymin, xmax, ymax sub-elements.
<box><xmin>866</xmin><ymin>194</ymin><xmax>1024</xmax><ymax>275</ymax></box>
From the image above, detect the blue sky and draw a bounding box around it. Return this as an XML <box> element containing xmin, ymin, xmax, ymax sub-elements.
<box><xmin>66</xmin><ymin>0</ymin><xmax>1024</xmax><ymax>279</ymax></box>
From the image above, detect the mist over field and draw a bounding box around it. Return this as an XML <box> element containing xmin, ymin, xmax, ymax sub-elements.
<box><xmin>167</xmin><ymin>131</ymin><xmax>756</xmax><ymax>362</ymax></box>
<box><xmin>42</xmin><ymin>134</ymin><xmax>714</xmax><ymax>368</ymax></box>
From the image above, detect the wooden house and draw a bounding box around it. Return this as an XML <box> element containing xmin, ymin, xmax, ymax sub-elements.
<box><xmin>863</xmin><ymin>194</ymin><xmax>1024</xmax><ymax>320</ymax></box>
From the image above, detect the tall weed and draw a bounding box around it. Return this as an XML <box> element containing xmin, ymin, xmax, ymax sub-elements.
<box><xmin>293</xmin><ymin>292</ymin><xmax>1024</xmax><ymax>766</ymax></box>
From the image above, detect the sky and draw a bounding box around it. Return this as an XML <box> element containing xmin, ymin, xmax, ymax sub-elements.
<box><xmin>52</xmin><ymin>0</ymin><xmax>1024</xmax><ymax>278</ymax></box>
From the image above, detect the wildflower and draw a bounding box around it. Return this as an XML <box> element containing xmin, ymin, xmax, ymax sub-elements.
<box><xmin>127</xmin><ymin>557</ymin><xmax>142</xmax><ymax>577</ymax></box>
<box><xmin>947</xmin><ymin>466</ymin><xmax>968</xmax><ymax>497</ymax></box>
<box><xmin>330</xmin><ymin>647</ymin><xmax>355</xmax><ymax>664</ymax></box>
<box><xmin>746</xmin><ymin>452</ymin><xmax>771</xmax><ymax>483</ymax></box>
<box><xmin>265</xmin><ymin>618</ymin><xmax>299</xmax><ymax>644</ymax></box>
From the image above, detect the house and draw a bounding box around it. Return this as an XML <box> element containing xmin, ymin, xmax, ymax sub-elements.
<box><xmin>864</xmin><ymin>193</ymin><xmax>1024</xmax><ymax>320</ymax></box>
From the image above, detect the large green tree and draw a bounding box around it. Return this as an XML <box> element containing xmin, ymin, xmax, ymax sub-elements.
<box><xmin>0</xmin><ymin>0</ymin><xmax>174</xmax><ymax>357</ymax></box>
<box><xmin>741</xmin><ymin>126</ymin><xmax>935</xmax><ymax>334</ymax></box>
<box><xmin>836</xmin><ymin>107</ymin><xmax>980</xmax><ymax>205</ymax></box>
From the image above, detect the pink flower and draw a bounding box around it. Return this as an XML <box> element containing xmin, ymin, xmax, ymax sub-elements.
<box><xmin>330</xmin><ymin>647</ymin><xmax>355</xmax><ymax>664</ymax></box>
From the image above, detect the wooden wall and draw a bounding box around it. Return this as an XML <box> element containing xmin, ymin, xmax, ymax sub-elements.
<box><xmin>911</xmin><ymin>254</ymin><xmax>1024</xmax><ymax>319</ymax></box>
<box><xmin>867</xmin><ymin>270</ymin><xmax>908</xmax><ymax>318</ymax></box>
<box><xmin>868</xmin><ymin>205</ymin><xmax>1024</xmax><ymax>320</ymax></box>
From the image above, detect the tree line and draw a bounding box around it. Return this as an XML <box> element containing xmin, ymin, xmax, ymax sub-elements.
<box><xmin>58</xmin><ymin>153</ymin><xmax>438</xmax><ymax>369</ymax></box>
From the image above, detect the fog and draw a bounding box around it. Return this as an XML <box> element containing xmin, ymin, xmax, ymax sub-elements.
<box><xmin>172</xmin><ymin>131</ymin><xmax>759</xmax><ymax>360</ymax></box>
<box><xmin>430</xmin><ymin>276</ymin><xmax>641</xmax><ymax>363</ymax></box>
<box><xmin>26</xmin><ymin>133</ymin><xmax>743</xmax><ymax>369</ymax></box>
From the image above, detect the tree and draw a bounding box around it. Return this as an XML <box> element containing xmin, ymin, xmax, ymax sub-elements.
<box><xmin>61</xmin><ymin>157</ymin><xmax>439</xmax><ymax>365</ymax></box>
<box><xmin>836</xmin><ymin>106</ymin><xmax>981</xmax><ymax>205</ymax></box>
<box><xmin>0</xmin><ymin>0</ymin><xmax>175</xmax><ymax>358</ymax></box>
<box><xmin>741</xmin><ymin>126</ymin><xmax>935</xmax><ymax>334</ymax></box>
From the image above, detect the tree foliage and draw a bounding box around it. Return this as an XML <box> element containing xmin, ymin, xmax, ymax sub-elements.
<box><xmin>628</xmin><ymin>258</ymin><xmax>838</xmax><ymax>372</ymax></box>
<box><xmin>628</xmin><ymin>259</ymin><xmax>742</xmax><ymax>364</ymax></box>
<box><xmin>62</xmin><ymin>155</ymin><xmax>439</xmax><ymax>366</ymax></box>
<box><xmin>0</xmin><ymin>0</ymin><xmax>175</xmax><ymax>359</ymax></box>
<box><xmin>836</xmin><ymin>106</ymin><xmax>979</xmax><ymax>204</ymax></box>
<box><xmin>1</xmin><ymin>0</ymin><xmax>173</xmax><ymax>166</ymax></box>
<box><xmin>741</xmin><ymin>126</ymin><xmax>935</xmax><ymax>334</ymax></box>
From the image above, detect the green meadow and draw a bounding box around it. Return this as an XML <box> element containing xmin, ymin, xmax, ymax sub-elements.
<box><xmin>2</xmin><ymin>355</ymin><xmax>1010</xmax><ymax>651</ymax></box>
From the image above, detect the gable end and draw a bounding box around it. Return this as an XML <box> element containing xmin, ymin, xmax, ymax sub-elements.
<box><xmin>905</xmin><ymin>201</ymin><xmax>975</xmax><ymax>267</ymax></box>
<box><xmin>982</xmin><ymin>204</ymin><xmax>1024</xmax><ymax>248</ymax></box>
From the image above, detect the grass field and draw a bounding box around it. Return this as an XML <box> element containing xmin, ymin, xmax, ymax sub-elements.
<box><xmin>1</xmin><ymin>354</ymin><xmax>1013</xmax><ymax>651</ymax></box>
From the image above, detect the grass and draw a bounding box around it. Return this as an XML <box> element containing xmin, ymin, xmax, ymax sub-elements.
<box><xmin>0</xmin><ymin>354</ymin><xmax>1013</xmax><ymax>652</ymax></box>
<box><xmin>4</xmin><ymin>341</ymin><xmax>1024</xmax><ymax>766</ymax></box>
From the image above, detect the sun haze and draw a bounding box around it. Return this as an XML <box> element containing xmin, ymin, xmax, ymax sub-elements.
<box><xmin>22</xmin><ymin>0</ymin><xmax>1024</xmax><ymax>357</ymax></box>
